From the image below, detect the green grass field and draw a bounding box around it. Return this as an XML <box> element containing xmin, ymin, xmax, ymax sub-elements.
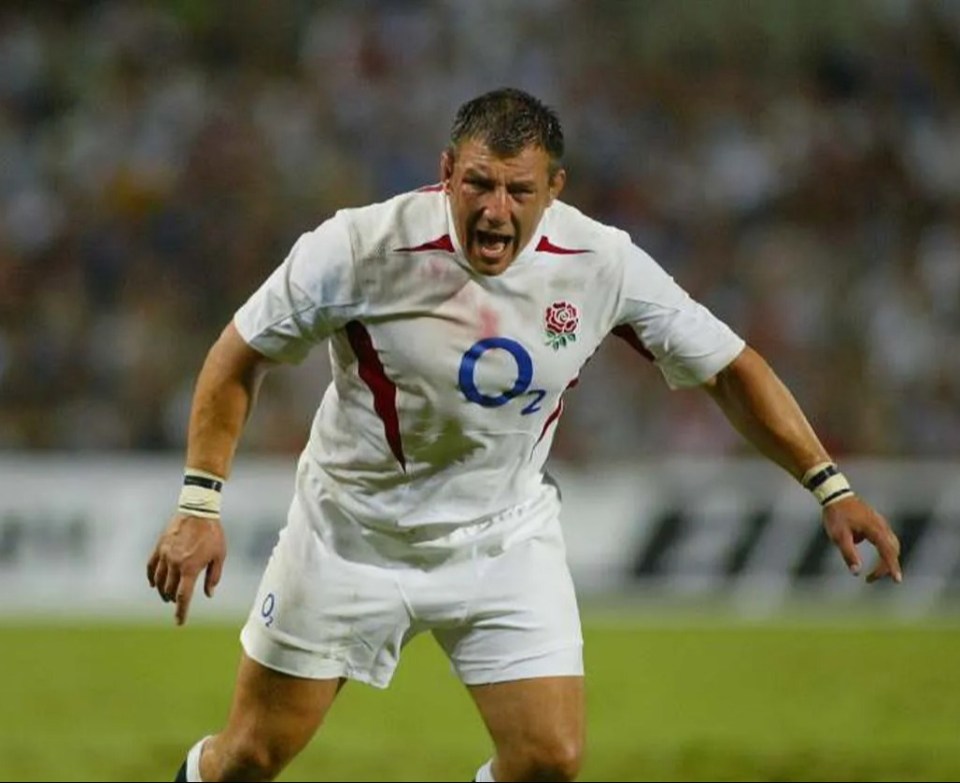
<box><xmin>3</xmin><ymin>613</ymin><xmax>958</xmax><ymax>782</ymax></box>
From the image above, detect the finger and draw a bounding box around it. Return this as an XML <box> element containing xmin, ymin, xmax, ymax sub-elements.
<box><xmin>866</xmin><ymin>560</ymin><xmax>890</xmax><ymax>583</ymax></box>
<box><xmin>204</xmin><ymin>557</ymin><xmax>224</xmax><ymax>598</ymax></box>
<box><xmin>863</xmin><ymin>524</ymin><xmax>901</xmax><ymax>583</ymax></box>
<box><xmin>175</xmin><ymin>573</ymin><xmax>198</xmax><ymax>626</ymax></box>
<box><xmin>875</xmin><ymin>531</ymin><xmax>903</xmax><ymax>583</ymax></box>
<box><xmin>831</xmin><ymin>526</ymin><xmax>861</xmax><ymax>575</ymax></box>
<box><xmin>153</xmin><ymin>560</ymin><xmax>169</xmax><ymax>599</ymax></box>
<box><xmin>162</xmin><ymin>563</ymin><xmax>181</xmax><ymax>602</ymax></box>
<box><xmin>146</xmin><ymin>549</ymin><xmax>160</xmax><ymax>587</ymax></box>
<box><xmin>886</xmin><ymin>533</ymin><xmax>903</xmax><ymax>583</ymax></box>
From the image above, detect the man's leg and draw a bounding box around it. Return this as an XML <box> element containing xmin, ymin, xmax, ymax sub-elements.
<box><xmin>468</xmin><ymin>675</ymin><xmax>585</xmax><ymax>782</ymax></box>
<box><xmin>178</xmin><ymin>651</ymin><xmax>344</xmax><ymax>782</ymax></box>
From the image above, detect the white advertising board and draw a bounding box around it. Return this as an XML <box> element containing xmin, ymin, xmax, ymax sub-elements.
<box><xmin>0</xmin><ymin>454</ymin><xmax>956</xmax><ymax>619</ymax></box>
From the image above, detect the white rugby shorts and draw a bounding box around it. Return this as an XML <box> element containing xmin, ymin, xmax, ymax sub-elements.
<box><xmin>239</xmin><ymin>472</ymin><xmax>583</xmax><ymax>688</ymax></box>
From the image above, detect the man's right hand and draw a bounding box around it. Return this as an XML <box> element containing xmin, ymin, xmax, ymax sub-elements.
<box><xmin>147</xmin><ymin>514</ymin><xmax>226</xmax><ymax>625</ymax></box>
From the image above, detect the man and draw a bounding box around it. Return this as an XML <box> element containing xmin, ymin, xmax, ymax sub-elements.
<box><xmin>147</xmin><ymin>88</ymin><xmax>902</xmax><ymax>782</ymax></box>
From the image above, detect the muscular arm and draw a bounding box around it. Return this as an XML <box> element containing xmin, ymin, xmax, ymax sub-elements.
<box><xmin>147</xmin><ymin>320</ymin><xmax>276</xmax><ymax>624</ymax></box>
<box><xmin>185</xmin><ymin>320</ymin><xmax>275</xmax><ymax>478</ymax></box>
<box><xmin>703</xmin><ymin>345</ymin><xmax>902</xmax><ymax>583</ymax></box>
<box><xmin>703</xmin><ymin>345</ymin><xmax>828</xmax><ymax>480</ymax></box>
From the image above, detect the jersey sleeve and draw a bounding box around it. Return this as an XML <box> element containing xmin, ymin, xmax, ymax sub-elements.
<box><xmin>233</xmin><ymin>213</ymin><xmax>361</xmax><ymax>364</ymax></box>
<box><xmin>615</xmin><ymin>240</ymin><xmax>745</xmax><ymax>388</ymax></box>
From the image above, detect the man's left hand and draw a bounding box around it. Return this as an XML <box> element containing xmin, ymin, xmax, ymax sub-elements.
<box><xmin>822</xmin><ymin>496</ymin><xmax>902</xmax><ymax>583</ymax></box>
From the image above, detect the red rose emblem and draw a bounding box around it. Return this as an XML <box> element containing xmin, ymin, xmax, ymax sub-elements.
<box><xmin>546</xmin><ymin>301</ymin><xmax>579</xmax><ymax>334</ymax></box>
<box><xmin>544</xmin><ymin>301</ymin><xmax>580</xmax><ymax>350</ymax></box>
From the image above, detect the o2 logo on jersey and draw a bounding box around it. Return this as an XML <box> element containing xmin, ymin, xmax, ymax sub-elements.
<box><xmin>261</xmin><ymin>592</ymin><xmax>276</xmax><ymax>627</ymax></box>
<box><xmin>458</xmin><ymin>337</ymin><xmax>546</xmax><ymax>414</ymax></box>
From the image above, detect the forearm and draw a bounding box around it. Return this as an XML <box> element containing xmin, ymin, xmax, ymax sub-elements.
<box><xmin>705</xmin><ymin>346</ymin><xmax>830</xmax><ymax>481</ymax></box>
<box><xmin>185</xmin><ymin>322</ymin><xmax>270</xmax><ymax>479</ymax></box>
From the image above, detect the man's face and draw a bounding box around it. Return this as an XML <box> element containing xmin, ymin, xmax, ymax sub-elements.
<box><xmin>442</xmin><ymin>138</ymin><xmax>565</xmax><ymax>276</ymax></box>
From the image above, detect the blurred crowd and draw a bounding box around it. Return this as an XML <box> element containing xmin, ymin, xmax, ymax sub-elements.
<box><xmin>1</xmin><ymin>0</ymin><xmax>958</xmax><ymax>461</ymax></box>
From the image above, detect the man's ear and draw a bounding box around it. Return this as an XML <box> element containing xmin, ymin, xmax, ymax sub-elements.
<box><xmin>440</xmin><ymin>149</ymin><xmax>455</xmax><ymax>191</ymax></box>
<box><xmin>549</xmin><ymin>167</ymin><xmax>567</xmax><ymax>204</ymax></box>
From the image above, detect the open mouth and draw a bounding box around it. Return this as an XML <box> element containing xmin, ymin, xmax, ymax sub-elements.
<box><xmin>474</xmin><ymin>229</ymin><xmax>514</xmax><ymax>260</ymax></box>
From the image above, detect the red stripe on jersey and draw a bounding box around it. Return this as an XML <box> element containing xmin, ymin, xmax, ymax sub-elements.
<box><xmin>535</xmin><ymin>399</ymin><xmax>564</xmax><ymax>447</ymax></box>
<box><xmin>535</xmin><ymin>377</ymin><xmax>579</xmax><ymax>446</ymax></box>
<box><xmin>612</xmin><ymin>324</ymin><xmax>655</xmax><ymax>362</ymax></box>
<box><xmin>535</xmin><ymin>236</ymin><xmax>590</xmax><ymax>255</ymax></box>
<box><xmin>395</xmin><ymin>234</ymin><xmax>455</xmax><ymax>253</ymax></box>
<box><xmin>416</xmin><ymin>183</ymin><xmax>444</xmax><ymax>192</ymax></box>
<box><xmin>345</xmin><ymin>321</ymin><xmax>406</xmax><ymax>470</ymax></box>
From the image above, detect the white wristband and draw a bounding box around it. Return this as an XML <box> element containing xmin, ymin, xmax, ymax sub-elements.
<box><xmin>177</xmin><ymin>468</ymin><xmax>225</xmax><ymax>519</ymax></box>
<box><xmin>801</xmin><ymin>462</ymin><xmax>854</xmax><ymax>507</ymax></box>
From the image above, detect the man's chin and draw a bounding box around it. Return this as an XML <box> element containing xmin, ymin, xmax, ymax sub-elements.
<box><xmin>467</xmin><ymin>253</ymin><xmax>513</xmax><ymax>276</ymax></box>
<box><xmin>466</xmin><ymin>241</ymin><xmax>518</xmax><ymax>275</ymax></box>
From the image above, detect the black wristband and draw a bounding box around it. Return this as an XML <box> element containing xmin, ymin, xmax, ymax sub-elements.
<box><xmin>802</xmin><ymin>464</ymin><xmax>839</xmax><ymax>491</ymax></box>
<box><xmin>183</xmin><ymin>474</ymin><xmax>223</xmax><ymax>492</ymax></box>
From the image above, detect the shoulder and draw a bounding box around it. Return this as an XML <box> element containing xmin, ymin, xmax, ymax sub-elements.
<box><xmin>336</xmin><ymin>187</ymin><xmax>449</xmax><ymax>259</ymax></box>
<box><xmin>535</xmin><ymin>200</ymin><xmax>634</xmax><ymax>264</ymax></box>
<box><xmin>541</xmin><ymin>200</ymin><xmax>632</xmax><ymax>251</ymax></box>
<box><xmin>539</xmin><ymin>201</ymin><xmax>686</xmax><ymax>305</ymax></box>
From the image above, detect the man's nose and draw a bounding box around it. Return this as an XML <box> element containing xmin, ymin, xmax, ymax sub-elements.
<box><xmin>481</xmin><ymin>187</ymin><xmax>510</xmax><ymax>223</ymax></box>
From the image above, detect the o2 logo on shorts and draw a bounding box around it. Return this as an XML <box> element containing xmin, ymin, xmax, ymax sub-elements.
<box><xmin>458</xmin><ymin>337</ymin><xmax>546</xmax><ymax>414</ymax></box>
<box><xmin>260</xmin><ymin>592</ymin><xmax>276</xmax><ymax>627</ymax></box>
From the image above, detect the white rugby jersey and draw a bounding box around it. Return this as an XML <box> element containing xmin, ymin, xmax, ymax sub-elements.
<box><xmin>234</xmin><ymin>188</ymin><xmax>745</xmax><ymax>528</ymax></box>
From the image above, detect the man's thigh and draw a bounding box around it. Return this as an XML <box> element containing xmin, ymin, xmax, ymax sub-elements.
<box><xmin>223</xmin><ymin>653</ymin><xmax>344</xmax><ymax>752</ymax></box>
<box><xmin>468</xmin><ymin>675</ymin><xmax>585</xmax><ymax>764</ymax></box>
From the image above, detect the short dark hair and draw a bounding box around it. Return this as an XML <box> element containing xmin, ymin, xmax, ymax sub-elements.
<box><xmin>449</xmin><ymin>88</ymin><xmax>564</xmax><ymax>174</ymax></box>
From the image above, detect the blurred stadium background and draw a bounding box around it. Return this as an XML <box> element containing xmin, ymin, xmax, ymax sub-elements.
<box><xmin>2</xmin><ymin>1</ymin><xmax>959</xmax><ymax>781</ymax></box>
